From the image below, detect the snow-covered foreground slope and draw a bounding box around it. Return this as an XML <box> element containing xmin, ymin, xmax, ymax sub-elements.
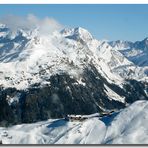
<box><xmin>0</xmin><ymin>100</ymin><xmax>148</xmax><ymax>144</ymax></box>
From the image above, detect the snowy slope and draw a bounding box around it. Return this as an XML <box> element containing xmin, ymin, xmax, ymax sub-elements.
<box><xmin>0</xmin><ymin>25</ymin><xmax>147</xmax><ymax>90</ymax></box>
<box><xmin>104</xmin><ymin>100</ymin><xmax>148</xmax><ymax>144</ymax></box>
<box><xmin>0</xmin><ymin>100</ymin><xmax>148</xmax><ymax>144</ymax></box>
<box><xmin>0</xmin><ymin>25</ymin><xmax>148</xmax><ymax>124</ymax></box>
<box><xmin>0</xmin><ymin>118</ymin><xmax>106</xmax><ymax>144</ymax></box>
<box><xmin>110</xmin><ymin>38</ymin><xmax>148</xmax><ymax>76</ymax></box>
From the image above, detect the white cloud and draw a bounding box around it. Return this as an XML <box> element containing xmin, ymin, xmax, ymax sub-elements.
<box><xmin>0</xmin><ymin>14</ymin><xmax>63</xmax><ymax>35</ymax></box>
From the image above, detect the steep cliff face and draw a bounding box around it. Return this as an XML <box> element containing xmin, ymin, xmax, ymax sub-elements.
<box><xmin>0</xmin><ymin>25</ymin><xmax>147</xmax><ymax>126</ymax></box>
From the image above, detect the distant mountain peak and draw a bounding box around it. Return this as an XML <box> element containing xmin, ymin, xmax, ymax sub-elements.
<box><xmin>143</xmin><ymin>37</ymin><xmax>148</xmax><ymax>41</ymax></box>
<box><xmin>142</xmin><ymin>37</ymin><xmax>148</xmax><ymax>46</ymax></box>
<box><xmin>109</xmin><ymin>40</ymin><xmax>133</xmax><ymax>50</ymax></box>
<box><xmin>0</xmin><ymin>23</ymin><xmax>6</xmax><ymax>28</ymax></box>
<box><xmin>110</xmin><ymin>37</ymin><xmax>148</xmax><ymax>67</ymax></box>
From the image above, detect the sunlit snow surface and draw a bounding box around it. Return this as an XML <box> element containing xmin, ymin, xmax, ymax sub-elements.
<box><xmin>0</xmin><ymin>27</ymin><xmax>147</xmax><ymax>90</ymax></box>
<box><xmin>0</xmin><ymin>100</ymin><xmax>148</xmax><ymax>144</ymax></box>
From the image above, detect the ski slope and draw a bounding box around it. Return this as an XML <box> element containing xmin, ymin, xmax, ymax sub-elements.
<box><xmin>0</xmin><ymin>100</ymin><xmax>148</xmax><ymax>144</ymax></box>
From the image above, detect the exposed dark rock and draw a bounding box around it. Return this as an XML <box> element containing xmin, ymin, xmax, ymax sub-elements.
<box><xmin>123</xmin><ymin>79</ymin><xmax>148</xmax><ymax>103</ymax></box>
<box><xmin>0</xmin><ymin>65</ymin><xmax>147</xmax><ymax>126</ymax></box>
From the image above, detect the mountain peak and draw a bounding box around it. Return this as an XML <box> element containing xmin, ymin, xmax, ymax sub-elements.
<box><xmin>143</xmin><ymin>37</ymin><xmax>148</xmax><ymax>41</ymax></box>
<box><xmin>74</xmin><ymin>27</ymin><xmax>89</xmax><ymax>34</ymax></box>
<box><xmin>0</xmin><ymin>23</ymin><xmax>6</xmax><ymax>28</ymax></box>
<box><xmin>109</xmin><ymin>40</ymin><xmax>133</xmax><ymax>50</ymax></box>
<box><xmin>142</xmin><ymin>37</ymin><xmax>148</xmax><ymax>45</ymax></box>
<box><xmin>73</xmin><ymin>27</ymin><xmax>93</xmax><ymax>41</ymax></box>
<box><xmin>133</xmin><ymin>37</ymin><xmax>148</xmax><ymax>51</ymax></box>
<box><xmin>61</xmin><ymin>27</ymin><xmax>93</xmax><ymax>43</ymax></box>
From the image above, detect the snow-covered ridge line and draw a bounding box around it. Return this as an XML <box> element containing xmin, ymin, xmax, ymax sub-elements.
<box><xmin>109</xmin><ymin>38</ymin><xmax>148</xmax><ymax>69</ymax></box>
<box><xmin>0</xmin><ymin>25</ymin><xmax>147</xmax><ymax>90</ymax></box>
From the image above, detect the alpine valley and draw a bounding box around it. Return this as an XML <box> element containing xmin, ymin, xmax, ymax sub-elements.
<box><xmin>0</xmin><ymin>24</ymin><xmax>148</xmax><ymax>144</ymax></box>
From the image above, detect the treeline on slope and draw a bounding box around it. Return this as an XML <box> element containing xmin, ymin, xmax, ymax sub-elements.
<box><xmin>0</xmin><ymin>65</ymin><xmax>147</xmax><ymax>126</ymax></box>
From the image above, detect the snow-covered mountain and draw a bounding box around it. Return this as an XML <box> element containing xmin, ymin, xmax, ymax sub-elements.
<box><xmin>0</xmin><ymin>25</ymin><xmax>147</xmax><ymax>89</ymax></box>
<box><xmin>110</xmin><ymin>38</ymin><xmax>148</xmax><ymax>75</ymax></box>
<box><xmin>1</xmin><ymin>100</ymin><xmax>148</xmax><ymax>144</ymax></box>
<box><xmin>0</xmin><ymin>24</ymin><xmax>148</xmax><ymax>126</ymax></box>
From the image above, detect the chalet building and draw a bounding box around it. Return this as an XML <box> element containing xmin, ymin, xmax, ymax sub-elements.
<box><xmin>65</xmin><ymin>110</ymin><xmax>116</xmax><ymax>122</ymax></box>
<box><xmin>65</xmin><ymin>115</ymin><xmax>89</xmax><ymax>122</ymax></box>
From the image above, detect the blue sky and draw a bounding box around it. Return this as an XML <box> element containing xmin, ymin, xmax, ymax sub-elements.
<box><xmin>0</xmin><ymin>4</ymin><xmax>148</xmax><ymax>41</ymax></box>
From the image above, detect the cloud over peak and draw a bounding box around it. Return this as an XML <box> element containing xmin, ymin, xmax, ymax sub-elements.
<box><xmin>0</xmin><ymin>14</ymin><xmax>63</xmax><ymax>35</ymax></box>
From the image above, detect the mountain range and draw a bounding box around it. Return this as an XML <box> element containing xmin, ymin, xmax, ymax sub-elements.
<box><xmin>0</xmin><ymin>24</ymin><xmax>148</xmax><ymax>126</ymax></box>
